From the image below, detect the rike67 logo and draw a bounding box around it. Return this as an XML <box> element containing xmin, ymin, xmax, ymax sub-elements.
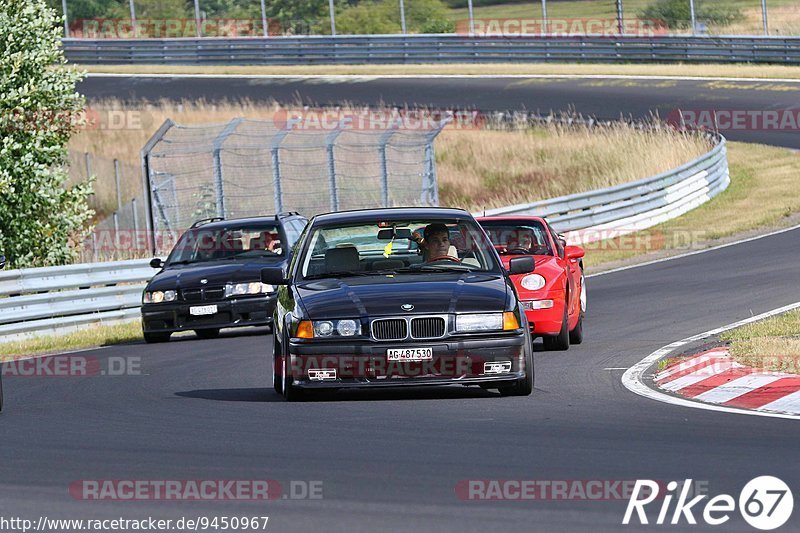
<box><xmin>623</xmin><ymin>477</ymin><xmax>794</xmax><ymax>530</ymax></box>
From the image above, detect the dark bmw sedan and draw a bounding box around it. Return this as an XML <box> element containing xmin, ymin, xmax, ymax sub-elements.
<box><xmin>262</xmin><ymin>207</ymin><xmax>536</xmax><ymax>401</ymax></box>
<box><xmin>141</xmin><ymin>213</ymin><xmax>307</xmax><ymax>343</ymax></box>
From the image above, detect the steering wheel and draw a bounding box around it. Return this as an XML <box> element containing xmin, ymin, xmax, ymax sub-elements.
<box><xmin>506</xmin><ymin>248</ymin><xmax>531</xmax><ymax>255</ymax></box>
<box><xmin>427</xmin><ymin>255</ymin><xmax>461</xmax><ymax>263</ymax></box>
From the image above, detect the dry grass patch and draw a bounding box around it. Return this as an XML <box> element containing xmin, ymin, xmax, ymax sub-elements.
<box><xmin>435</xmin><ymin>124</ymin><xmax>709</xmax><ymax>211</ymax></box>
<box><xmin>582</xmin><ymin>141</ymin><xmax>800</xmax><ymax>270</ymax></box>
<box><xmin>0</xmin><ymin>321</ymin><xmax>143</xmax><ymax>360</ymax></box>
<box><xmin>720</xmin><ymin>309</ymin><xmax>800</xmax><ymax>373</ymax></box>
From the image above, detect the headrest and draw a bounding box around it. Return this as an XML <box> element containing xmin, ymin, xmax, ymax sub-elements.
<box><xmin>325</xmin><ymin>247</ymin><xmax>360</xmax><ymax>273</ymax></box>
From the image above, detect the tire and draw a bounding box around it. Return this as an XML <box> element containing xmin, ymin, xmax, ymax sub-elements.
<box><xmin>194</xmin><ymin>328</ymin><xmax>220</xmax><ymax>340</ymax></box>
<box><xmin>144</xmin><ymin>331</ymin><xmax>171</xmax><ymax>343</ymax></box>
<box><xmin>273</xmin><ymin>330</ymin><xmax>283</xmax><ymax>395</ymax></box>
<box><xmin>281</xmin><ymin>335</ymin><xmax>305</xmax><ymax>402</ymax></box>
<box><xmin>499</xmin><ymin>340</ymin><xmax>534</xmax><ymax>396</ymax></box>
<box><xmin>569</xmin><ymin>311</ymin><xmax>584</xmax><ymax>345</ymax></box>
<box><xmin>543</xmin><ymin>306</ymin><xmax>570</xmax><ymax>351</ymax></box>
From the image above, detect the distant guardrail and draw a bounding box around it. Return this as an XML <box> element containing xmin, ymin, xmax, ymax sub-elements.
<box><xmin>61</xmin><ymin>35</ymin><xmax>800</xmax><ymax>65</ymax></box>
<box><xmin>0</xmin><ymin>135</ymin><xmax>728</xmax><ymax>341</ymax></box>
<box><xmin>0</xmin><ymin>260</ymin><xmax>151</xmax><ymax>340</ymax></box>
<box><xmin>482</xmin><ymin>135</ymin><xmax>729</xmax><ymax>242</ymax></box>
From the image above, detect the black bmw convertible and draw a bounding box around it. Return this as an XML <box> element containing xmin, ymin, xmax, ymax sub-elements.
<box><xmin>262</xmin><ymin>207</ymin><xmax>536</xmax><ymax>401</ymax></box>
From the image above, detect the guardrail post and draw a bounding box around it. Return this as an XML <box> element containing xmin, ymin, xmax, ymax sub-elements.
<box><xmin>378</xmin><ymin>125</ymin><xmax>399</xmax><ymax>207</ymax></box>
<box><xmin>84</xmin><ymin>152</ymin><xmax>92</xmax><ymax>180</ymax></box>
<box><xmin>140</xmin><ymin>119</ymin><xmax>175</xmax><ymax>256</ymax></box>
<box><xmin>419</xmin><ymin>116</ymin><xmax>451</xmax><ymax>206</ymax></box>
<box><xmin>271</xmin><ymin>125</ymin><xmax>292</xmax><ymax>213</ymax></box>
<box><xmin>325</xmin><ymin>119</ymin><xmax>349</xmax><ymax>212</ymax></box>
<box><xmin>132</xmin><ymin>198</ymin><xmax>139</xmax><ymax>235</ymax></box>
<box><xmin>212</xmin><ymin>118</ymin><xmax>244</xmax><ymax>219</ymax></box>
<box><xmin>114</xmin><ymin>159</ymin><xmax>123</xmax><ymax>211</ymax></box>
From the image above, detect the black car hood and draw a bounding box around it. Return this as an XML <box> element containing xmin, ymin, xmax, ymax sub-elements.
<box><xmin>147</xmin><ymin>260</ymin><xmax>284</xmax><ymax>290</ymax></box>
<box><xmin>296</xmin><ymin>272</ymin><xmax>509</xmax><ymax>319</ymax></box>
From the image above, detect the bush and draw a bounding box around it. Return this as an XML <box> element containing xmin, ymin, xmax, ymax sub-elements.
<box><xmin>0</xmin><ymin>0</ymin><xmax>94</xmax><ymax>268</ymax></box>
<box><xmin>330</xmin><ymin>0</ymin><xmax>454</xmax><ymax>34</ymax></box>
<box><xmin>641</xmin><ymin>0</ymin><xmax>744</xmax><ymax>29</ymax></box>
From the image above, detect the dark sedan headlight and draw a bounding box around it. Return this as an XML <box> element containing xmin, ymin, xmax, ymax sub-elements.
<box><xmin>143</xmin><ymin>290</ymin><xmax>177</xmax><ymax>304</ymax></box>
<box><xmin>224</xmin><ymin>282</ymin><xmax>274</xmax><ymax>297</ymax></box>
<box><xmin>296</xmin><ymin>319</ymin><xmax>361</xmax><ymax>338</ymax></box>
<box><xmin>455</xmin><ymin>312</ymin><xmax>520</xmax><ymax>332</ymax></box>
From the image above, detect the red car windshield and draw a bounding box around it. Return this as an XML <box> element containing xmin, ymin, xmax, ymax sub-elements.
<box><xmin>480</xmin><ymin>221</ymin><xmax>553</xmax><ymax>256</ymax></box>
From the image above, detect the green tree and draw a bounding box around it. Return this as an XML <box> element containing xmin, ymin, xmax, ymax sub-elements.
<box><xmin>641</xmin><ymin>0</ymin><xmax>743</xmax><ymax>29</ymax></box>
<box><xmin>0</xmin><ymin>0</ymin><xmax>94</xmax><ymax>268</ymax></box>
<box><xmin>329</xmin><ymin>0</ymin><xmax>453</xmax><ymax>35</ymax></box>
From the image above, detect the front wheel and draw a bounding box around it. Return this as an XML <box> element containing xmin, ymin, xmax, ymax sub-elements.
<box><xmin>543</xmin><ymin>306</ymin><xmax>570</xmax><ymax>351</ymax></box>
<box><xmin>144</xmin><ymin>331</ymin><xmax>171</xmax><ymax>343</ymax></box>
<box><xmin>569</xmin><ymin>311</ymin><xmax>584</xmax><ymax>345</ymax></box>
<box><xmin>499</xmin><ymin>345</ymin><xmax>534</xmax><ymax>397</ymax></box>
<box><xmin>194</xmin><ymin>328</ymin><xmax>220</xmax><ymax>339</ymax></box>
<box><xmin>272</xmin><ymin>331</ymin><xmax>283</xmax><ymax>394</ymax></box>
<box><xmin>281</xmin><ymin>346</ymin><xmax>305</xmax><ymax>402</ymax></box>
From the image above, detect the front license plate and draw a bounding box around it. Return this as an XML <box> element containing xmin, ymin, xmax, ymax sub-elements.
<box><xmin>190</xmin><ymin>304</ymin><xmax>218</xmax><ymax>316</ymax></box>
<box><xmin>387</xmin><ymin>347</ymin><xmax>433</xmax><ymax>361</ymax></box>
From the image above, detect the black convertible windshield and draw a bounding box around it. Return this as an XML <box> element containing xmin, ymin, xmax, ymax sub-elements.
<box><xmin>166</xmin><ymin>223</ymin><xmax>284</xmax><ymax>265</ymax></box>
<box><xmin>299</xmin><ymin>218</ymin><xmax>502</xmax><ymax>280</ymax></box>
<box><xmin>479</xmin><ymin>220</ymin><xmax>554</xmax><ymax>256</ymax></box>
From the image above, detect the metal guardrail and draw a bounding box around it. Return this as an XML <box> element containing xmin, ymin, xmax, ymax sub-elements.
<box><xmin>0</xmin><ymin>259</ymin><xmax>152</xmax><ymax>339</ymax></box>
<box><xmin>0</xmin><ymin>136</ymin><xmax>729</xmax><ymax>341</ymax></box>
<box><xmin>61</xmin><ymin>35</ymin><xmax>800</xmax><ymax>65</ymax></box>
<box><xmin>482</xmin><ymin>135</ymin><xmax>730</xmax><ymax>242</ymax></box>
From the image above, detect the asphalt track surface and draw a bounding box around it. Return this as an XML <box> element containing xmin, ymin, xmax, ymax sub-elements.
<box><xmin>1</xmin><ymin>76</ymin><xmax>798</xmax><ymax>532</ymax></box>
<box><xmin>80</xmin><ymin>75</ymin><xmax>800</xmax><ymax>148</ymax></box>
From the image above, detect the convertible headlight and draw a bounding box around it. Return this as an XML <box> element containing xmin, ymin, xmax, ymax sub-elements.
<box><xmin>456</xmin><ymin>313</ymin><xmax>503</xmax><ymax>332</ymax></box>
<box><xmin>143</xmin><ymin>290</ymin><xmax>176</xmax><ymax>304</ymax></box>
<box><xmin>301</xmin><ymin>319</ymin><xmax>362</xmax><ymax>338</ymax></box>
<box><xmin>520</xmin><ymin>274</ymin><xmax>546</xmax><ymax>291</ymax></box>
<box><xmin>224</xmin><ymin>282</ymin><xmax>274</xmax><ymax>297</ymax></box>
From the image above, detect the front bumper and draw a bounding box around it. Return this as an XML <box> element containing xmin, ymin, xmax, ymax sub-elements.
<box><xmin>284</xmin><ymin>333</ymin><xmax>528</xmax><ymax>389</ymax></box>
<box><xmin>521</xmin><ymin>290</ymin><xmax>566</xmax><ymax>336</ymax></box>
<box><xmin>141</xmin><ymin>294</ymin><xmax>276</xmax><ymax>333</ymax></box>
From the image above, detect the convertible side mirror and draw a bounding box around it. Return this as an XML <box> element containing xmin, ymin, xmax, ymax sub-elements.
<box><xmin>0</xmin><ymin>255</ymin><xmax>5</xmax><ymax>269</ymax></box>
<box><xmin>565</xmin><ymin>246</ymin><xmax>585</xmax><ymax>260</ymax></box>
<box><xmin>149</xmin><ymin>257</ymin><xmax>163</xmax><ymax>269</ymax></box>
<box><xmin>508</xmin><ymin>256</ymin><xmax>535</xmax><ymax>275</ymax></box>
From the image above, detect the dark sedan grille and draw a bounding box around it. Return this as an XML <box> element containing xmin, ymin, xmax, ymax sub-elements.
<box><xmin>182</xmin><ymin>287</ymin><xmax>224</xmax><ymax>302</ymax></box>
<box><xmin>372</xmin><ymin>319</ymin><xmax>408</xmax><ymax>340</ymax></box>
<box><xmin>411</xmin><ymin>317</ymin><xmax>446</xmax><ymax>339</ymax></box>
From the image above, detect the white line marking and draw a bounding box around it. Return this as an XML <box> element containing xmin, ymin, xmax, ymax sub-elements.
<box><xmin>604</xmin><ymin>367</ymin><xmax>628</xmax><ymax>370</ymax></box>
<box><xmin>660</xmin><ymin>364</ymin><xmax>735</xmax><ymax>392</ymax></box>
<box><xmin>85</xmin><ymin>73</ymin><xmax>800</xmax><ymax>83</ymax></box>
<box><xmin>588</xmin><ymin>222</ymin><xmax>800</xmax><ymax>279</ymax></box>
<box><xmin>621</xmin><ymin>301</ymin><xmax>800</xmax><ymax>420</ymax></box>
<box><xmin>761</xmin><ymin>390</ymin><xmax>800</xmax><ymax>413</ymax></box>
<box><xmin>694</xmin><ymin>374</ymin><xmax>783</xmax><ymax>404</ymax></box>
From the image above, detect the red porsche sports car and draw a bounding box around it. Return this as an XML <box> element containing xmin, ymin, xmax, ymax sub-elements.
<box><xmin>477</xmin><ymin>216</ymin><xmax>586</xmax><ymax>350</ymax></box>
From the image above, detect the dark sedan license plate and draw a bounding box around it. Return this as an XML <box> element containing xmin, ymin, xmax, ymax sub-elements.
<box><xmin>387</xmin><ymin>347</ymin><xmax>433</xmax><ymax>361</ymax></box>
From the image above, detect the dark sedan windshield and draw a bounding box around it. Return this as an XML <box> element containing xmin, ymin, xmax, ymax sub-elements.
<box><xmin>298</xmin><ymin>218</ymin><xmax>502</xmax><ymax>280</ymax></box>
<box><xmin>166</xmin><ymin>223</ymin><xmax>284</xmax><ymax>265</ymax></box>
<box><xmin>479</xmin><ymin>221</ymin><xmax>553</xmax><ymax>256</ymax></box>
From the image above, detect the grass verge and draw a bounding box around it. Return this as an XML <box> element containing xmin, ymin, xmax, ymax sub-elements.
<box><xmin>79</xmin><ymin>63</ymin><xmax>800</xmax><ymax>80</ymax></box>
<box><xmin>0</xmin><ymin>321</ymin><xmax>143</xmax><ymax>360</ymax></box>
<box><xmin>582</xmin><ymin>141</ymin><xmax>800</xmax><ymax>271</ymax></box>
<box><xmin>720</xmin><ymin>309</ymin><xmax>800</xmax><ymax>373</ymax></box>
